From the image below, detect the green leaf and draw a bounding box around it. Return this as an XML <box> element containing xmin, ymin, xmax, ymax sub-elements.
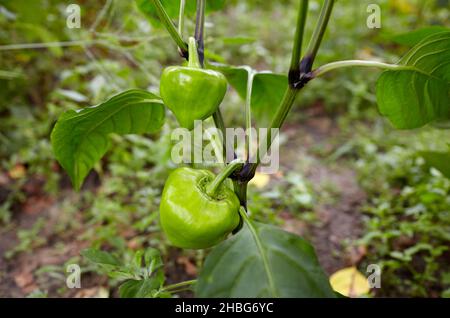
<box><xmin>133</xmin><ymin>250</ymin><xmax>145</xmax><ymax>268</ymax></box>
<box><xmin>15</xmin><ymin>22</ymin><xmax>63</xmax><ymax>57</ymax></box>
<box><xmin>81</xmin><ymin>248</ymin><xmax>122</xmax><ymax>266</ymax></box>
<box><xmin>136</xmin><ymin>0</ymin><xmax>225</xmax><ymax>27</ymax></box>
<box><xmin>3</xmin><ymin>0</ymin><xmax>48</xmax><ymax>24</ymax></box>
<box><xmin>0</xmin><ymin>70</ymin><xmax>23</xmax><ymax>80</ymax></box>
<box><xmin>145</xmin><ymin>248</ymin><xmax>164</xmax><ymax>273</ymax></box>
<box><xmin>420</xmin><ymin>151</ymin><xmax>450</xmax><ymax>178</ymax></box>
<box><xmin>210</xmin><ymin>64</ymin><xmax>288</xmax><ymax>126</ymax></box>
<box><xmin>391</xmin><ymin>26</ymin><xmax>449</xmax><ymax>46</ymax></box>
<box><xmin>119</xmin><ymin>279</ymin><xmax>161</xmax><ymax>298</ymax></box>
<box><xmin>133</xmin><ymin>248</ymin><xmax>164</xmax><ymax>275</ymax></box>
<box><xmin>334</xmin><ymin>291</ymin><xmax>348</xmax><ymax>298</ymax></box>
<box><xmin>196</xmin><ymin>218</ymin><xmax>336</xmax><ymax>298</ymax></box>
<box><xmin>51</xmin><ymin>89</ymin><xmax>165</xmax><ymax>190</ymax></box>
<box><xmin>250</xmin><ymin>73</ymin><xmax>288</xmax><ymax>125</ymax></box>
<box><xmin>376</xmin><ymin>31</ymin><xmax>450</xmax><ymax>129</ymax></box>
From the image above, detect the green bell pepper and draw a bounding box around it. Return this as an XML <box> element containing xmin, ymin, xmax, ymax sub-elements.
<box><xmin>159</xmin><ymin>166</ymin><xmax>241</xmax><ymax>249</ymax></box>
<box><xmin>160</xmin><ymin>37</ymin><xmax>227</xmax><ymax>130</ymax></box>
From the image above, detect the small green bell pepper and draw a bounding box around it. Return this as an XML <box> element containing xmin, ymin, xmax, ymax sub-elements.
<box><xmin>159</xmin><ymin>166</ymin><xmax>241</xmax><ymax>249</ymax></box>
<box><xmin>160</xmin><ymin>37</ymin><xmax>227</xmax><ymax>130</ymax></box>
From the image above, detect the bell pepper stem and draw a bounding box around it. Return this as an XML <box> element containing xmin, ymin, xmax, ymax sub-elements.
<box><xmin>206</xmin><ymin>160</ymin><xmax>245</xmax><ymax>197</ymax></box>
<box><xmin>188</xmin><ymin>37</ymin><xmax>201</xmax><ymax>69</ymax></box>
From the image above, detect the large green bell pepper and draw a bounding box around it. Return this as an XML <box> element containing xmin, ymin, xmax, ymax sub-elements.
<box><xmin>159</xmin><ymin>167</ymin><xmax>241</xmax><ymax>249</ymax></box>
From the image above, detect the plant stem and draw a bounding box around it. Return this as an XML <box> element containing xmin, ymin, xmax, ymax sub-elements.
<box><xmin>89</xmin><ymin>0</ymin><xmax>113</xmax><ymax>32</ymax></box>
<box><xmin>249</xmin><ymin>88</ymin><xmax>298</xmax><ymax>175</ymax></box>
<box><xmin>164</xmin><ymin>287</ymin><xmax>192</xmax><ymax>294</ymax></box>
<box><xmin>195</xmin><ymin>0</ymin><xmax>206</xmax><ymax>67</ymax></box>
<box><xmin>178</xmin><ymin>0</ymin><xmax>186</xmax><ymax>37</ymax></box>
<box><xmin>206</xmin><ymin>160</ymin><xmax>244</xmax><ymax>197</ymax></box>
<box><xmin>151</xmin><ymin>0</ymin><xmax>188</xmax><ymax>57</ymax></box>
<box><xmin>188</xmin><ymin>37</ymin><xmax>201</xmax><ymax>68</ymax></box>
<box><xmin>312</xmin><ymin>60</ymin><xmax>402</xmax><ymax>77</ymax></box>
<box><xmin>162</xmin><ymin>279</ymin><xmax>196</xmax><ymax>292</ymax></box>
<box><xmin>303</xmin><ymin>0</ymin><xmax>335</xmax><ymax>68</ymax></box>
<box><xmin>212</xmin><ymin>109</ymin><xmax>230</xmax><ymax>163</ymax></box>
<box><xmin>244</xmin><ymin>0</ymin><xmax>336</xmax><ymax>177</ymax></box>
<box><xmin>233</xmin><ymin>181</ymin><xmax>248</xmax><ymax>208</ymax></box>
<box><xmin>290</xmin><ymin>0</ymin><xmax>309</xmax><ymax>71</ymax></box>
<box><xmin>245</xmin><ymin>70</ymin><xmax>255</xmax><ymax>162</ymax></box>
<box><xmin>194</xmin><ymin>0</ymin><xmax>230</xmax><ymax>164</ymax></box>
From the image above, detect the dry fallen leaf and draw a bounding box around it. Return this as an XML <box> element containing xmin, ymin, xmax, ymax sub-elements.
<box><xmin>249</xmin><ymin>172</ymin><xmax>270</xmax><ymax>189</ymax></box>
<box><xmin>74</xmin><ymin>287</ymin><xmax>109</xmax><ymax>298</ymax></box>
<box><xmin>14</xmin><ymin>271</ymin><xmax>38</xmax><ymax>294</ymax></box>
<box><xmin>9</xmin><ymin>164</ymin><xmax>26</xmax><ymax>179</ymax></box>
<box><xmin>23</xmin><ymin>196</ymin><xmax>54</xmax><ymax>215</ymax></box>
<box><xmin>0</xmin><ymin>173</ymin><xmax>8</xmax><ymax>186</ymax></box>
<box><xmin>346</xmin><ymin>245</ymin><xmax>367</xmax><ymax>265</ymax></box>
<box><xmin>127</xmin><ymin>238</ymin><xmax>141</xmax><ymax>250</ymax></box>
<box><xmin>329</xmin><ymin>266</ymin><xmax>370</xmax><ymax>297</ymax></box>
<box><xmin>177</xmin><ymin>256</ymin><xmax>197</xmax><ymax>276</ymax></box>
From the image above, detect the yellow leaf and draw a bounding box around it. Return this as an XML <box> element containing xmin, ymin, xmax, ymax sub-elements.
<box><xmin>249</xmin><ymin>172</ymin><xmax>270</xmax><ymax>189</ymax></box>
<box><xmin>9</xmin><ymin>164</ymin><xmax>26</xmax><ymax>179</ymax></box>
<box><xmin>329</xmin><ymin>266</ymin><xmax>370</xmax><ymax>297</ymax></box>
<box><xmin>389</xmin><ymin>0</ymin><xmax>416</xmax><ymax>14</ymax></box>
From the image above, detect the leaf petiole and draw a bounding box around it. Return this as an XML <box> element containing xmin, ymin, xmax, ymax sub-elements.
<box><xmin>312</xmin><ymin>60</ymin><xmax>404</xmax><ymax>77</ymax></box>
<box><xmin>151</xmin><ymin>0</ymin><xmax>188</xmax><ymax>57</ymax></box>
<box><xmin>178</xmin><ymin>0</ymin><xmax>186</xmax><ymax>37</ymax></box>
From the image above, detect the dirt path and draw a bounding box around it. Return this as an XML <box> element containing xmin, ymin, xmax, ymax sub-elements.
<box><xmin>280</xmin><ymin>111</ymin><xmax>366</xmax><ymax>275</ymax></box>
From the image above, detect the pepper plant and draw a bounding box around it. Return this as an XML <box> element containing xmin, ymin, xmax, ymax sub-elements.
<box><xmin>51</xmin><ymin>0</ymin><xmax>450</xmax><ymax>297</ymax></box>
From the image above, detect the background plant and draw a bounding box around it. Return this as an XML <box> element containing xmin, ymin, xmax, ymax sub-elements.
<box><xmin>0</xmin><ymin>0</ymin><xmax>449</xmax><ymax>298</ymax></box>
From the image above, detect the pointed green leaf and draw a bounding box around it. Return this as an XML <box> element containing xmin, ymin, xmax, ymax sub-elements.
<box><xmin>51</xmin><ymin>89</ymin><xmax>165</xmax><ymax>190</ymax></box>
<box><xmin>376</xmin><ymin>31</ymin><xmax>450</xmax><ymax>129</ymax></box>
<box><xmin>420</xmin><ymin>151</ymin><xmax>450</xmax><ymax>178</ymax></box>
<box><xmin>119</xmin><ymin>279</ymin><xmax>161</xmax><ymax>298</ymax></box>
<box><xmin>135</xmin><ymin>0</ymin><xmax>225</xmax><ymax>27</ymax></box>
<box><xmin>390</xmin><ymin>26</ymin><xmax>449</xmax><ymax>47</ymax></box>
<box><xmin>210</xmin><ymin>64</ymin><xmax>288</xmax><ymax>127</ymax></box>
<box><xmin>81</xmin><ymin>248</ymin><xmax>122</xmax><ymax>267</ymax></box>
<box><xmin>196</xmin><ymin>218</ymin><xmax>335</xmax><ymax>298</ymax></box>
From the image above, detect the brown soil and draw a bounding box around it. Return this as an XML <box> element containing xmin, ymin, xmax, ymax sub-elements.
<box><xmin>0</xmin><ymin>109</ymin><xmax>367</xmax><ymax>297</ymax></box>
<box><xmin>279</xmin><ymin>107</ymin><xmax>366</xmax><ymax>275</ymax></box>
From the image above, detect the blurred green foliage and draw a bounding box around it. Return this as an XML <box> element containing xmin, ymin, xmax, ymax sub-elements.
<box><xmin>0</xmin><ymin>0</ymin><xmax>449</xmax><ymax>297</ymax></box>
<box><xmin>332</xmin><ymin>123</ymin><xmax>450</xmax><ymax>297</ymax></box>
